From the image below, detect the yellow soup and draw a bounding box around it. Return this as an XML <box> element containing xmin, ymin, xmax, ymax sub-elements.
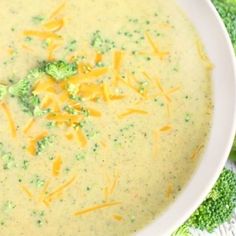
<box><xmin>0</xmin><ymin>0</ymin><xmax>213</xmax><ymax>235</ymax></box>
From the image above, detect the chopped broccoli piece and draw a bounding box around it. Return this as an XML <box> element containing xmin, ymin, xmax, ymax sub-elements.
<box><xmin>8</xmin><ymin>67</ymin><xmax>44</xmax><ymax>115</ymax></box>
<box><xmin>2</xmin><ymin>201</ymin><xmax>16</xmax><ymax>213</ymax></box>
<box><xmin>44</xmin><ymin>60</ymin><xmax>77</xmax><ymax>81</ymax></box>
<box><xmin>173</xmin><ymin>168</ymin><xmax>236</xmax><ymax>235</ymax></box>
<box><xmin>30</xmin><ymin>175</ymin><xmax>45</xmax><ymax>188</ymax></box>
<box><xmin>212</xmin><ymin>0</ymin><xmax>236</xmax><ymax>52</ymax></box>
<box><xmin>1</xmin><ymin>152</ymin><xmax>15</xmax><ymax>170</ymax></box>
<box><xmin>36</xmin><ymin>135</ymin><xmax>54</xmax><ymax>155</ymax></box>
<box><xmin>0</xmin><ymin>85</ymin><xmax>7</xmax><ymax>100</ymax></box>
<box><xmin>0</xmin><ymin>144</ymin><xmax>15</xmax><ymax>170</ymax></box>
<box><xmin>32</xmin><ymin>15</ymin><xmax>45</xmax><ymax>25</ymax></box>
<box><xmin>91</xmin><ymin>30</ymin><xmax>116</xmax><ymax>54</ymax></box>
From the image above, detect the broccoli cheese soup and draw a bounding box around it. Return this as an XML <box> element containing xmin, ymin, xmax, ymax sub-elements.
<box><xmin>0</xmin><ymin>0</ymin><xmax>213</xmax><ymax>235</ymax></box>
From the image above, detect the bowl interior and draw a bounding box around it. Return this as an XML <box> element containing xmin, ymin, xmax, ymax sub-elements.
<box><xmin>138</xmin><ymin>0</ymin><xmax>236</xmax><ymax>235</ymax></box>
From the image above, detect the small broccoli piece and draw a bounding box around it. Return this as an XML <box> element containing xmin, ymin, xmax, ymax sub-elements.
<box><xmin>0</xmin><ymin>85</ymin><xmax>7</xmax><ymax>100</ymax></box>
<box><xmin>173</xmin><ymin>168</ymin><xmax>236</xmax><ymax>235</ymax></box>
<box><xmin>8</xmin><ymin>67</ymin><xmax>44</xmax><ymax>115</ymax></box>
<box><xmin>212</xmin><ymin>0</ymin><xmax>236</xmax><ymax>52</ymax></box>
<box><xmin>91</xmin><ymin>30</ymin><xmax>116</xmax><ymax>54</ymax></box>
<box><xmin>36</xmin><ymin>135</ymin><xmax>54</xmax><ymax>155</ymax></box>
<box><xmin>44</xmin><ymin>60</ymin><xmax>77</xmax><ymax>81</ymax></box>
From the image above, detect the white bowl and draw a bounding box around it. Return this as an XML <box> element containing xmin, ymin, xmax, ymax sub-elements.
<box><xmin>138</xmin><ymin>0</ymin><xmax>236</xmax><ymax>235</ymax></box>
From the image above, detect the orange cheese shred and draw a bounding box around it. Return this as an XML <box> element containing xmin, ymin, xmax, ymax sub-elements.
<box><xmin>39</xmin><ymin>180</ymin><xmax>51</xmax><ymax>204</ymax></box>
<box><xmin>76</xmin><ymin>129</ymin><xmax>87</xmax><ymax>147</ymax></box>
<box><xmin>33</xmin><ymin>77</ymin><xmax>57</xmax><ymax>94</ymax></box>
<box><xmin>23</xmin><ymin>30</ymin><xmax>62</xmax><ymax>40</ymax></box>
<box><xmin>49</xmin><ymin>2</ymin><xmax>66</xmax><ymax>20</ymax></box>
<box><xmin>109</xmin><ymin>175</ymin><xmax>120</xmax><ymax>196</ymax></box>
<box><xmin>1</xmin><ymin>103</ymin><xmax>17</xmax><ymax>138</ymax></box>
<box><xmin>87</xmin><ymin>67</ymin><xmax>108</xmax><ymax>78</ymax></box>
<box><xmin>46</xmin><ymin>175</ymin><xmax>76</xmax><ymax>203</ymax></box>
<box><xmin>27</xmin><ymin>131</ymin><xmax>48</xmax><ymax>156</ymax></box>
<box><xmin>23</xmin><ymin>119</ymin><xmax>36</xmax><ymax>135</ymax></box>
<box><xmin>65</xmin><ymin>132</ymin><xmax>74</xmax><ymax>140</ymax></box>
<box><xmin>145</xmin><ymin>32</ymin><xmax>169</xmax><ymax>59</ymax></box>
<box><xmin>41</xmin><ymin>96</ymin><xmax>61</xmax><ymax>113</ymax></box>
<box><xmin>95</xmin><ymin>53</ymin><xmax>103</xmax><ymax>64</ymax></box>
<box><xmin>118</xmin><ymin>109</ymin><xmax>148</xmax><ymax>119</ymax></box>
<box><xmin>47</xmin><ymin>43</ymin><xmax>60</xmax><ymax>61</ymax></box>
<box><xmin>20</xmin><ymin>185</ymin><xmax>34</xmax><ymax>199</ymax></box>
<box><xmin>103</xmin><ymin>83</ymin><xmax>110</xmax><ymax>102</ymax></box>
<box><xmin>74</xmin><ymin>201</ymin><xmax>121</xmax><ymax>217</ymax></box>
<box><xmin>113</xmin><ymin>215</ymin><xmax>123</xmax><ymax>221</ymax></box>
<box><xmin>113</xmin><ymin>51</ymin><xmax>123</xmax><ymax>71</ymax></box>
<box><xmin>160</xmin><ymin>125</ymin><xmax>172</xmax><ymax>132</ymax></box>
<box><xmin>87</xmin><ymin>108</ymin><xmax>102</xmax><ymax>117</ymax></box>
<box><xmin>52</xmin><ymin>155</ymin><xmax>63</xmax><ymax>177</ymax></box>
<box><xmin>165</xmin><ymin>184</ymin><xmax>174</xmax><ymax>198</ymax></box>
<box><xmin>43</xmin><ymin>18</ymin><xmax>64</xmax><ymax>32</ymax></box>
<box><xmin>191</xmin><ymin>145</ymin><xmax>204</xmax><ymax>161</ymax></box>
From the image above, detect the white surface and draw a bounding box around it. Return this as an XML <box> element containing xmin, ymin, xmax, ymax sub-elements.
<box><xmin>138</xmin><ymin>0</ymin><xmax>236</xmax><ymax>235</ymax></box>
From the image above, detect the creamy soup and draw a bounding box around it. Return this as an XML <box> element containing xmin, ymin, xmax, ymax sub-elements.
<box><xmin>0</xmin><ymin>0</ymin><xmax>213</xmax><ymax>235</ymax></box>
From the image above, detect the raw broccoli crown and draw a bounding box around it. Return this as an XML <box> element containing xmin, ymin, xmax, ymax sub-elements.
<box><xmin>212</xmin><ymin>0</ymin><xmax>236</xmax><ymax>52</ymax></box>
<box><xmin>187</xmin><ymin>168</ymin><xmax>236</xmax><ymax>232</ymax></box>
<box><xmin>172</xmin><ymin>168</ymin><xmax>236</xmax><ymax>235</ymax></box>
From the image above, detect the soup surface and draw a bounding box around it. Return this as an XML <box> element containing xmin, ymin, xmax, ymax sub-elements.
<box><xmin>0</xmin><ymin>0</ymin><xmax>213</xmax><ymax>235</ymax></box>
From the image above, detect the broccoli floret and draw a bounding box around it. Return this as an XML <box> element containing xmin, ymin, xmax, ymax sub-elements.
<box><xmin>8</xmin><ymin>67</ymin><xmax>44</xmax><ymax>115</ymax></box>
<box><xmin>44</xmin><ymin>60</ymin><xmax>77</xmax><ymax>81</ymax></box>
<box><xmin>0</xmin><ymin>84</ymin><xmax>7</xmax><ymax>100</ymax></box>
<box><xmin>212</xmin><ymin>0</ymin><xmax>236</xmax><ymax>52</ymax></box>
<box><xmin>189</xmin><ymin>168</ymin><xmax>236</xmax><ymax>232</ymax></box>
<box><xmin>173</xmin><ymin>168</ymin><xmax>236</xmax><ymax>235</ymax></box>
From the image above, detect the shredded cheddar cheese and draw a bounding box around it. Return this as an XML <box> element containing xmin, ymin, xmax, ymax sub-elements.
<box><xmin>23</xmin><ymin>30</ymin><xmax>62</xmax><ymax>40</ymax></box>
<box><xmin>27</xmin><ymin>131</ymin><xmax>49</xmax><ymax>155</ymax></box>
<box><xmin>145</xmin><ymin>32</ymin><xmax>169</xmax><ymax>59</ymax></box>
<box><xmin>118</xmin><ymin>109</ymin><xmax>148</xmax><ymax>119</ymax></box>
<box><xmin>49</xmin><ymin>1</ymin><xmax>66</xmax><ymax>20</ymax></box>
<box><xmin>52</xmin><ymin>155</ymin><xmax>63</xmax><ymax>176</ymax></box>
<box><xmin>1</xmin><ymin>103</ymin><xmax>17</xmax><ymax>138</ymax></box>
<box><xmin>23</xmin><ymin>119</ymin><xmax>36</xmax><ymax>135</ymax></box>
<box><xmin>43</xmin><ymin>18</ymin><xmax>65</xmax><ymax>32</ymax></box>
<box><xmin>76</xmin><ymin>128</ymin><xmax>87</xmax><ymax>147</ymax></box>
<box><xmin>74</xmin><ymin>201</ymin><xmax>121</xmax><ymax>216</ymax></box>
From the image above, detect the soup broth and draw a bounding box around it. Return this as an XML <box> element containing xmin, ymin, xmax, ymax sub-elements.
<box><xmin>0</xmin><ymin>0</ymin><xmax>212</xmax><ymax>235</ymax></box>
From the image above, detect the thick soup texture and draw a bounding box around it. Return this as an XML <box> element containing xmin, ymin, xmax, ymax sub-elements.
<box><xmin>0</xmin><ymin>0</ymin><xmax>213</xmax><ymax>235</ymax></box>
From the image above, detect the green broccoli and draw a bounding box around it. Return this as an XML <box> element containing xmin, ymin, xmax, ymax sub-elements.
<box><xmin>173</xmin><ymin>168</ymin><xmax>236</xmax><ymax>235</ymax></box>
<box><xmin>8</xmin><ymin>67</ymin><xmax>44</xmax><ymax>115</ymax></box>
<box><xmin>44</xmin><ymin>60</ymin><xmax>77</xmax><ymax>81</ymax></box>
<box><xmin>0</xmin><ymin>85</ymin><xmax>7</xmax><ymax>100</ymax></box>
<box><xmin>90</xmin><ymin>30</ymin><xmax>116</xmax><ymax>54</ymax></box>
<box><xmin>36</xmin><ymin>135</ymin><xmax>54</xmax><ymax>155</ymax></box>
<box><xmin>229</xmin><ymin>138</ymin><xmax>236</xmax><ymax>161</ymax></box>
<box><xmin>212</xmin><ymin>0</ymin><xmax>236</xmax><ymax>53</ymax></box>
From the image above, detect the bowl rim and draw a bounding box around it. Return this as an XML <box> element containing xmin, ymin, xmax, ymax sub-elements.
<box><xmin>138</xmin><ymin>0</ymin><xmax>236</xmax><ymax>235</ymax></box>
